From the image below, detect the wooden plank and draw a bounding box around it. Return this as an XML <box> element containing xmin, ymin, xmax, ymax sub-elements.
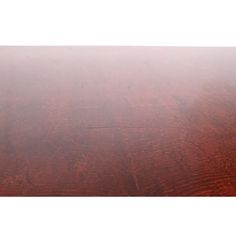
<box><xmin>0</xmin><ymin>46</ymin><xmax>236</xmax><ymax>196</ymax></box>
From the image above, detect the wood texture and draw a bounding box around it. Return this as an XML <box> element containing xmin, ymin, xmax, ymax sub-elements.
<box><xmin>0</xmin><ymin>47</ymin><xmax>236</xmax><ymax>196</ymax></box>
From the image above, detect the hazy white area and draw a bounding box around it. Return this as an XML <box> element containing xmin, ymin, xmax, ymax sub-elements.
<box><xmin>0</xmin><ymin>0</ymin><xmax>236</xmax><ymax>45</ymax></box>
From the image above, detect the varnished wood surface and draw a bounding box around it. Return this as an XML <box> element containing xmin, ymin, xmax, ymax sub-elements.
<box><xmin>0</xmin><ymin>47</ymin><xmax>236</xmax><ymax>196</ymax></box>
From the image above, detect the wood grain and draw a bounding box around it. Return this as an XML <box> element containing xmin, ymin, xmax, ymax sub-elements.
<box><xmin>0</xmin><ymin>47</ymin><xmax>236</xmax><ymax>196</ymax></box>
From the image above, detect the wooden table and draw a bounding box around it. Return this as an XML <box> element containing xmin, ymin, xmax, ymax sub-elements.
<box><xmin>0</xmin><ymin>47</ymin><xmax>236</xmax><ymax>196</ymax></box>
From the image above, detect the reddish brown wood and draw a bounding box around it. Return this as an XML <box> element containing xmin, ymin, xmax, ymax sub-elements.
<box><xmin>0</xmin><ymin>47</ymin><xmax>236</xmax><ymax>196</ymax></box>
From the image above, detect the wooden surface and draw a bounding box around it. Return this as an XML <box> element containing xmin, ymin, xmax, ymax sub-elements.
<box><xmin>0</xmin><ymin>47</ymin><xmax>236</xmax><ymax>196</ymax></box>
